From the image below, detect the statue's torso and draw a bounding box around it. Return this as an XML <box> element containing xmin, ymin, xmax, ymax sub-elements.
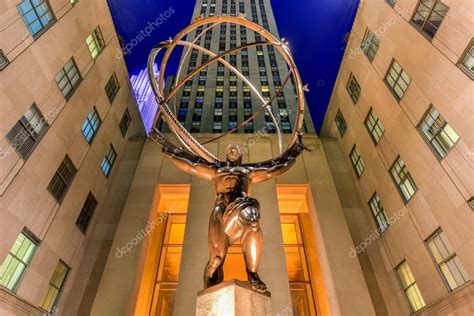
<box><xmin>213</xmin><ymin>166</ymin><xmax>250</xmax><ymax>194</ymax></box>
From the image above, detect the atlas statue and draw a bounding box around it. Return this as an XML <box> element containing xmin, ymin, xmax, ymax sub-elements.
<box><xmin>147</xmin><ymin>15</ymin><xmax>309</xmax><ymax>293</ymax></box>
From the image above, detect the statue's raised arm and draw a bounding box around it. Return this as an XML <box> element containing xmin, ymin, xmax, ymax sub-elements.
<box><xmin>246</xmin><ymin>133</ymin><xmax>308</xmax><ymax>184</ymax></box>
<box><xmin>162</xmin><ymin>145</ymin><xmax>218</xmax><ymax>181</ymax></box>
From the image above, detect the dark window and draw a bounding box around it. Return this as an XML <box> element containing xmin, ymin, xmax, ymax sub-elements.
<box><xmin>55</xmin><ymin>58</ymin><xmax>81</xmax><ymax>100</ymax></box>
<box><xmin>101</xmin><ymin>145</ymin><xmax>117</xmax><ymax>177</ymax></box>
<box><xmin>6</xmin><ymin>103</ymin><xmax>49</xmax><ymax>159</ymax></box>
<box><xmin>412</xmin><ymin>0</ymin><xmax>448</xmax><ymax>39</ymax></box>
<box><xmin>17</xmin><ymin>0</ymin><xmax>54</xmax><ymax>37</ymax></box>
<box><xmin>0</xmin><ymin>49</ymin><xmax>9</xmax><ymax>70</ymax></box>
<box><xmin>346</xmin><ymin>73</ymin><xmax>361</xmax><ymax>103</ymax></box>
<box><xmin>119</xmin><ymin>108</ymin><xmax>131</xmax><ymax>136</ymax></box>
<box><xmin>105</xmin><ymin>73</ymin><xmax>120</xmax><ymax>103</ymax></box>
<box><xmin>385</xmin><ymin>60</ymin><xmax>411</xmax><ymax>101</ymax></box>
<box><xmin>47</xmin><ymin>155</ymin><xmax>77</xmax><ymax>203</ymax></box>
<box><xmin>81</xmin><ymin>107</ymin><xmax>101</xmax><ymax>143</ymax></box>
<box><xmin>76</xmin><ymin>192</ymin><xmax>98</xmax><ymax>234</ymax></box>
<box><xmin>335</xmin><ymin>109</ymin><xmax>347</xmax><ymax>136</ymax></box>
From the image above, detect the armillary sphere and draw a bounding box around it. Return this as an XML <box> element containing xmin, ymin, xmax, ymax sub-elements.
<box><xmin>148</xmin><ymin>15</ymin><xmax>307</xmax><ymax>164</ymax></box>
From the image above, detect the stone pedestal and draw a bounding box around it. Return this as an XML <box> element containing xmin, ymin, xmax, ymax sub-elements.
<box><xmin>196</xmin><ymin>280</ymin><xmax>273</xmax><ymax>316</ymax></box>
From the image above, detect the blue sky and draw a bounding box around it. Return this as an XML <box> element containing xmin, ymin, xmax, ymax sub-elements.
<box><xmin>107</xmin><ymin>0</ymin><xmax>359</xmax><ymax>132</ymax></box>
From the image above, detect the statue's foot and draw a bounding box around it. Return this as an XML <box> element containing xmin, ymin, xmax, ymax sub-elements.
<box><xmin>247</xmin><ymin>271</ymin><xmax>267</xmax><ymax>292</ymax></box>
<box><xmin>204</xmin><ymin>264</ymin><xmax>224</xmax><ymax>288</ymax></box>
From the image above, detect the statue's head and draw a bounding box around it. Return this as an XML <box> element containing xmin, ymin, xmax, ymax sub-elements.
<box><xmin>226</xmin><ymin>144</ymin><xmax>243</xmax><ymax>166</ymax></box>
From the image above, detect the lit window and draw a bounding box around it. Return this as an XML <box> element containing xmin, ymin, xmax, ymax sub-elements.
<box><xmin>458</xmin><ymin>40</ymin><xmax>474</xmax><ymax>79</ymax></box>
<box><xmin>216</xmin><ymin>86</ymin><xmax>224</xmax><ymax>92</ymax></box>
<box><xmin>385</xmin><ymin>60</ymin><xmax>411</xmax><ymax>101</ymax></box>
<box><xmin>76</xmin><ymin>192</ymin><xmax>98</xmax><ymax>234</ymax></box>
<box><xmin>349</xmin><ymin>145</ymin><xmax>365</xmax><ymax>177</ymax></box>
<box><xmin>230</xmin><ymin>86</ymin><xmax>237</xmax><ymax>92</ymax></box>
<box><xmin>368</xmin><ymin>193</ymin><xmax>389</xmax><ymax>233</ymax></box>
<box><xmin>101</xmin><ymin>145</ymin><xmax>117</xmax><ymax>177</ymax></box>
<box><xmin>412</xmin><ymin>0</ymin><xmax>448</xmax><ymax>39</ymax></box>
<box><xmin>214</xmin><ymin>108</ymin><xmax>223</xmax><ymax>115</ymax></box>
<box><xmin>390</xmin><ymin>156</ymin><xmax>417</xmax><ymax>202</ymax></box>
<box><xmin>361</xmin><ymin>29</ymin><xmax>380</xmax><ymax>62</ymax></box>
<box><xmin>47</xmin><ymin>155</ymin><xmax>77</xmax><ymax>203</ymax></box>
<box><xmin>197</xmin><ymin>86</ymin><xmax>205</xmax><ymax>92</ymax></box>
<box><xmin>81</xmin><ymin>107</ymin><xmax>101</xmax><ymax>143</ymax></box>
<box><xmin>86</xmin><ymin>27</ymin><xmax>105</xmax><ymax>60</ymax></box>
<box><xmin>105</xmin><ymin>73</ymin><xmax>120</xmax><ymax>103</ymax></box>
<box><xmin>40</xmin><ymin>260</ymin><xmax>69</xmax><ymax>312</ymax></box>
<box><xmin>395</xmin><ymin>261</ymin><xmax>426</xmax><ymax>312</ymax></box>
<box><xmin>365</xmin><ymin>108</ymin><xmax>385</xmax><ymax>144</ymax></box>
<box><xmin>346</xmin><ymin>73</ymin><xmax>361</xmax><ymax>103</ymax></box>
<box><xmin>17</xmin><ymin>0</ymin><xmax>54</xmax><ymax>37</ymax></box>
<box><xmin>418</xmin><ymin>105</ymin><xmax>459</xmax><ymax>158</ymax></box>
<box><xmin>119</xmin><ymin>108</ymin><xmax>131</xmax><ymax>137</ymax></box>
<box><xmin>55</xmin><ymin>58</ymin><xmax>81</xmax><ymax>100</ymax></box>
<box><xmin>426</xmin><ymin>229</ymin><xmax>470</xmax><ymax>291</ymax></box>
<box><xmin>0</xmin><ymin>229</ymin><xmax>39</xmax><ymax>291</ymax></box>
<box><xmin>335</xmin><ymin>109</ymin><xmax>347</xmax><ymax>136</ymax></box>
<box><xmin>6</xmin><ymin>103</ymin><xmax>49</xmax><ymax>159</ymax></box>
<box><xmin>261</xmin><ymin>85</ymin><xmax>270</xmax><ymax>92</ymax></box>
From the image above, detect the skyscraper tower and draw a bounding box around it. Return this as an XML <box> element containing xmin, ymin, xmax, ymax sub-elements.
<box><xmin>168</xmin><ymin>0</ymin><xmax>315</xmax><ymax>134</ymax></box>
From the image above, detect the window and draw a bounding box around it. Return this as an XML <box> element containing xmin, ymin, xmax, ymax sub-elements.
<box><xmin>6</xmin><ymin>104</ymin><xmax>49</xmax><ymax>159</ymax></box>
<box><xmin>346</xmin><ymin>74</ymin><xmax>361</xmax><ymax>103</ymax></box>
<box><xmin>390</xmin><ymin>156</ymin><xmax>417</xmax><ymax>202</ymax></box>
<box><xmin>412</xmin><ymin>0</ymin><xmax>448</xmax><ymax>39</ymax></box>
<box><xmin>17</xmin><ymin>0</ymin><xmax>54</xmax><ymax>37</ymax></box>
<box><xmin>385</xmin><ymin>0</ymin><xmax>396</xmax><ymax>7</ymax></box>
<box><xmin>349</xmin><ymin>145</ymin><xmax>365</xmax><ymax>177</ymax></box>
<box><xmin>47</xmin><ymin>155</ymin><xmax>77</xmax><ymax>203</ymax></box>
<box><xmin>335</xmin><ymin>109</ymin><xmax>347</xmax><ymax>136</ymax></box>
<box><xmin>0</xmin><ymin>229</ymin><xmax>39</xmax><ymax>291</ymax></box>
<box><xmin>365</xmin><ymin>108</ymin><xmax>385</xmax><ymax>144</ymax></box>
<box><xmin>105</xmin><ymin>73</ymin><xmax>120</xmax><ymax>103</ymax></box>
<box><xmin>396</xmin><ymin>261</ymin><xmax>426</xmax><ymax>312</ymax></box>
<box><xmin>40</xmin><ymin>260</ymin><xmax>69</xmax><ymax>312</ymax></box>
<box><xmin>76</xmin><ymin>192</ymin><xmax>98</xmax><ymax>234</ymax></box>
<box><xmin>119</xmin><ymin>108</ymin><xmax>131</xmax><ymax>136</ymax></box>
<box><xmin>361</xmin><ymin>29</ymin><xmax>380</xmax><ymax>62</ymax></box>
<box><xmin>101</xmin><ymin>145</ymin><xmax>117</xmax><ymax>177</ymax></box>
<box><xmin>368</xmin><ymin>193</ymin><xmax>389</xmax><ymax>233</ymax></box>
<box><xmin>81</xmin><ymin>107</ymin><xmax>101</xmax><ymax>143</ymax></box>
<box><xmin>55</xmin><ymin>58</ymin><xmax>81</xmax><ymax>100</ymax></box>
<box><xmin>385</xmin><ymin>60</ymin><xmax>411</xmax><ymax>101</ymax></box>
<box><xmin>426</xmin><ymin>229</ymin><xmax>470</xmax><ymax>291</ymax></box>
<box><xmin>458</xmin><ymin>40</ymin><xmax>473</xmax><ymax>79</ymax></box>
<box><xmin>86</xmin><ymin>27</ymin><xmax>105</xmax><ymax>60</ymax></box>
<box><xmin>418</xmin><ymin>106</ymin><xmax>459</xmax><ymax>158</ymax></box>
<box><xmin>0</xmin><ymin>49</ymin><xmax>9</xmax><ymax>70</ymax></box>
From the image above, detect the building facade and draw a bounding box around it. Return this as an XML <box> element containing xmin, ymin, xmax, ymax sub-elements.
<box><xmin>321</xmin><ymin>0</ymin><xmax>473</xmax><ymax>314</ymax></box>
<box><xmin>0</xmin><ymin>0</ymin><xmax>145</xmax><ymax>314</ymax></box>
<box><xmin>166</xmin><ymin>0</ymin><xmax>315</xmax><ymax>134</ymax></box>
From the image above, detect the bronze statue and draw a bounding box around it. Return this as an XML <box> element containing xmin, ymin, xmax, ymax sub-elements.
<box><xmin>161</xmin><ymin>135</ymin><xmax>307</xmax><ymax>292</ymax></box>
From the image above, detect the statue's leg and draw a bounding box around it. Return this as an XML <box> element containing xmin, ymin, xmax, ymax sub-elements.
<box><xmin>239</xmin><ymin>200</ymin><xmax>267</xmax><ymax>292</ymax></box>
<box><xmin>203</xmin><ymin>202</ymin><xmax>228</xmax><ymax>288</ymax></box>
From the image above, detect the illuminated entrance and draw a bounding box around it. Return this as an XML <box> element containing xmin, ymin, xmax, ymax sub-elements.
<box><xmin>136</xmin><ymin>185</ymin><xmax>326</xmax><ymax>315</ymax></box>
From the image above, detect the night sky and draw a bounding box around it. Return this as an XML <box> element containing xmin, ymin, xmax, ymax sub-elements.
<box><xmin>107</xmin><ymin>0</ymin><xmax>359</xmax><ymax>132</ymax></box>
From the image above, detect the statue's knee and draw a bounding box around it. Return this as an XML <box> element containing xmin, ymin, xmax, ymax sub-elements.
<box><xmin>208</xmin><ymin>256</ymin><xmax>222</xmax><ymax>269</ymax></box>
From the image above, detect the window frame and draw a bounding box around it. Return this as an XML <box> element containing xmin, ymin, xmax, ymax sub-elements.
<box><xmin>47</xmin><ymin>155</ymin><xmax>77</xmax><ymax>203</ymax></box>
<box><xmin>349</xmin><ymin>145</ymin><xmax>365</xmax><ymax>178</ymax></box>
<box><xmin>39</xmin><ymin>260</ymin><xmax>70</xmax><ymax>312</ymax></box>
<box><xmin>364</xmin><ymin>108</ymin><xmax>385</xmax><ymax>144</ymax></box>
<box><xmin>384</xmin><ymin>59</ymin><xmax>411</xmax><ymax>102</ymax></box>
<box><xmin>346</xmin><ymin>73</ymin><xmax>361</xmax><ymax>104</ymax></box>
<box><xmin>410</xmin><ymin>0</ymin><xmax>449</xmax><ymax>41</ymax></box>
<box><xmin>86</xmin><ymin>26</ymin><xmax>106</xmax><ymax>60</ymax></box>
<box><xmin>105</xmin><ymin>72</ymin><xmax>120</xmax><ymax>103</ymax></box>
<box><xmin>368</xmin><ymin>193</ymin><xmax>389</xmax><ymax>233</ymax></box>
<box><xmin>81</xmin><ymin>106</ymin><xmax>102</xmax><ymax>144</ymax></box>
<box><xmin>361</xmin><ymin>28</ymin><xmax>380</xmax><ymax>62</ymax></box>
<box><xmin>76</xmin><ymin>192</ymin><xmax>98</xmax><ymax>234</ymax></box>
<box><xmin>101</xmin><ymin>145</ymin><xmax>117</xmax><ymax>177</ymax></box>
<box><xmin>55</xmin><ymin>57</ymin><xmax>82</xmax><ymax>100</ymax></box>
<box><xmin>17</xmin><ymin>0</ymin><xmax>56</xmax><ymax>38</ymax></box>
<box><xmin>395</xmin><ymin>260</ymin><xmax>426</xmax><ymax>312</ymax></box>
<box><xmin>457</xmin><ymin>39</ymin><xmax>474</xmax><ymax>80</ymax></box>
<box><xmin>389</xmin><ymin>156</ymin><xmax>418</xmax><ymax>203</ymax></box>
<box><xmin>6</xmin><ymin>103</ymin><xmax>49</xmax><ymax>160</ymax></box>
<box><xmin>119</xmin><ymin>108</ymin><xmax>132</xmax><ymax>137</ymax></box>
